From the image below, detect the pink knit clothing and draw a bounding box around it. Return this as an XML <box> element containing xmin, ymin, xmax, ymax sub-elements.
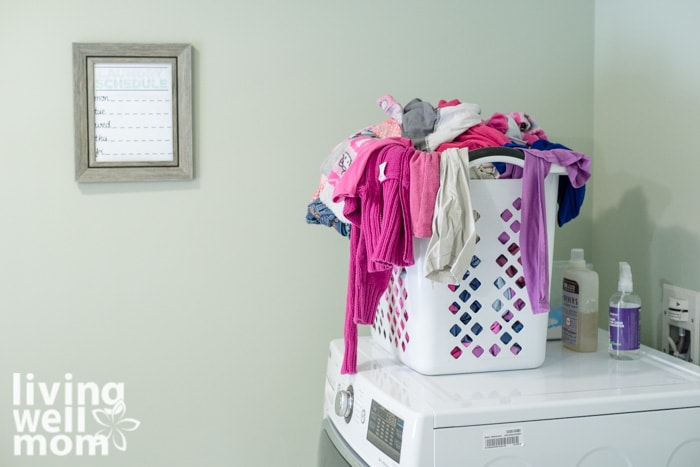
<box><xmin>332</xmin><ymin>137</ymin><xmax>411</xmax><ymax>204</ymax></box>
<box><xmin>437</xmin><ymin>98</ymin><xmax>461</xmax><ymax>108</ymax></box>
<box><xmin>486</xmin><ymin>112</ymin><xmax>548</xmax><ymax>145</ymax></box>
<box><xmin>333</xmin><ymin>139</ymin><xmax>416</xmax><ymax>374</ymax></box>
<box><xmin>409</xmin><ymin>150</ymin><xmax>441</xmax><ymax>238</ymax></box>
<box><xmin>435</xmin><ymin>123</ymin><xmax>510</xmax><ymax>152</ymax></box>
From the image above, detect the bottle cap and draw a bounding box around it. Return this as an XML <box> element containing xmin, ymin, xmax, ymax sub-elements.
<box><xmin>569</xmin><ymin>248</ymin><xmax>586</xmax><ymax>267</ymax></box>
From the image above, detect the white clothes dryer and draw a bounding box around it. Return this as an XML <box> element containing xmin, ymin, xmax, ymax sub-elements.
<box><xmin>318</xmin><ymin>330</ymin><xmax>700</xmax><ymax>466</ymax></box>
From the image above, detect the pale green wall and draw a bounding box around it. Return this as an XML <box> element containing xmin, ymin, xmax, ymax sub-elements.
<box><xmin>593</xmin><ymin>0</ymin><xmax>700</xmax><ymax>348</ymax></box>
<box><xmin>0</xmin><ymin>1</ymin><xmax>592</xmax><ymax>465</ymax></box>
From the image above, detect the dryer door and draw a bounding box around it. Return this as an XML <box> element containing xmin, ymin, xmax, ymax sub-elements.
<box><xmin>317</xmin><ymin>418</ymin><xmax>368</xmax><ymax>467</ymax></box>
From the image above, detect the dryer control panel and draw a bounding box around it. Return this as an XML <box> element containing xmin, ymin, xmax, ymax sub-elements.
<box><xmin>323</xmin><ymin>339</ymin><xmax>433</xmax><ymax>467</ymax></box>
<box><xmin>366</xmin><ymin>399</ymin><xmax>404</xmax><ymax>464</ymax></box>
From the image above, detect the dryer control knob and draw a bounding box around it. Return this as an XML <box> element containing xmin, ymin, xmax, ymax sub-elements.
<box><xmin>334</xmin><ymin>385</ymin><xmax>354</xmax><ymax>422</ymax></box>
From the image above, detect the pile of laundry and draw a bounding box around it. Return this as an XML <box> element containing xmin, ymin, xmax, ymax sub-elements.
<box><xmin>306</xmin><ymin>95</ymin><xmax>591</xmax><ymax>373</ymax></box>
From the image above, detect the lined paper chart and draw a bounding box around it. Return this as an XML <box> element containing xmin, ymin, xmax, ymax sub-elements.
<box><xmin>93</xmin><ymin>63</ymin><xmax>174</xmax><ymax>163</ymax></box>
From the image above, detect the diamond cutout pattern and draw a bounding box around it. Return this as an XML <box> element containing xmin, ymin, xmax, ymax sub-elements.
<box><xmin>372</xmin><ymin>189</ymin><xmax>542</xmax><ymax>369</ymax></box>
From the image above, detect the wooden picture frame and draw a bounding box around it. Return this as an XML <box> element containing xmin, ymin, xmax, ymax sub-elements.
<box><xmin>73</xmin><ymin>43</ymin><xmax>193</xmax><ymax>182</ymax></box>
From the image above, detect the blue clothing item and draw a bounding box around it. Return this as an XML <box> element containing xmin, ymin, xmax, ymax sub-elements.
<box><xmin>306</xmin><ymin>198</ymin><xmax>351</xmax><ymax>237</ymax></box>
<box><xmin>492</xmin><ymin>161</ymin><xmax>506</xmax><ymax>173</ymax></box>
<box><xmin>503</xmin><ymin>140</ymin><xmax>586</xmax><ymax>227</ymax></box>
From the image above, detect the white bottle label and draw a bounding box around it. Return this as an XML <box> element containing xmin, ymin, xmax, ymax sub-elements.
<box><xmin>562</xmin><ymin>278</ymin><xmax>579</xmax><ymax>345</ymax></box>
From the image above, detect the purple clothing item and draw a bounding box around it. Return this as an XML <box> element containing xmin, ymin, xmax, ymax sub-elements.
<box><xmin>334</xmin><ymin>140</ymin><xmax>415</xmax><ymax>373</ymax></box>
<box><xmin>520</xmin><ymin>148</ymin><xmax>591</xmax><ymax>314</ymax></box>
<box><xmin>498</xmin><ymin>162</ymin><xmax>523</xmax><ymax>179</ymax></box>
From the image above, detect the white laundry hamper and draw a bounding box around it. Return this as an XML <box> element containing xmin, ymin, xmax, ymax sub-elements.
<box><xmin>371</xmin><ymin>147</ymin><xmax>566</xmax><ymax>375</ymax></box>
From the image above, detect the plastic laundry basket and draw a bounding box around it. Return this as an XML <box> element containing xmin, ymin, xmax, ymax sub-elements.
<box><xmin>371</xmin><ymin>147</ymin><xmax>565</xmax><ymax>375</ymax></box>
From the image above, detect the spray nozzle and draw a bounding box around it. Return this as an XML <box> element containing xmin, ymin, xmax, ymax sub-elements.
<box><xmin>618</xmin><ymin>262</ymin><xmax>633</xmax><ymax>293</ymax></box>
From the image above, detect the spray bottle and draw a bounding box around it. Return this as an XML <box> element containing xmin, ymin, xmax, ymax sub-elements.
<box><xmin>609</xmin><ymin>262</ymin><xmax>642</xmax><ymax>360</ymax></box>
<box><xmin>562</xmin><ymin>248</ymin><xmax>599</xmax><ymax>352</ymax></box>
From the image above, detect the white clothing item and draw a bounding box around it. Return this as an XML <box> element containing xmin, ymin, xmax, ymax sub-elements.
<box><xmin>502</xmin><ymin>114</ymin><xmax>527</xmax><ymax>145</ymax></box>
<box><xmin>320</xmin><ymin>136</ymin><xmax>378</xmax><ymax>225</ymax></box>
<box><xmin>424</xmin><ymin>148</ymin><xmax>477</xmax><ymax>284</ymax></box>
<box><xmin>425</xmin><ymin>102</ymin><xmax>482</xmax><ymax>151</ymax></box>
<box><xmin>469</xmin><ymin>163</ymin><xmax>500</xmax><ymax>180</ymax></box>
<box><xmin>319</xmin><ymin>139</ymin><xmax>348</xmax><ymax>177</ymax></box>
<box><xmin>319</xmin><ymin>181</ymin><xmax>350</xmax><ymax>224</ymax></box>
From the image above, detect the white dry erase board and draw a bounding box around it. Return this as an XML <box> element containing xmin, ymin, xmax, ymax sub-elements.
<box><xmin>73</xmin><ymin>43</ymin><xmax>193</xmax><ymax>182</ymax></box>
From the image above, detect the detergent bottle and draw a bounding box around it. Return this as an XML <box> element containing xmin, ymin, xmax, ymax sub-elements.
<box><xmin>562</xmin><ymin>248</ymin><xmax>599</xmax><ymax>352</ymax></box>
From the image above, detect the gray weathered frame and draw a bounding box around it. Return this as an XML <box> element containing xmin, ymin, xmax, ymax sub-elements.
<box><xmin>73</xmin><ymin>43</ymin><xmax>193</xmax><ymax>182</ymax></box>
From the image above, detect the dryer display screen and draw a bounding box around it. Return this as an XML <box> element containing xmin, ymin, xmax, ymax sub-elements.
<box><xmin>367</xmin><ymin>400</ymin><xmax>403</xmax><ymax>463</ymax></box>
